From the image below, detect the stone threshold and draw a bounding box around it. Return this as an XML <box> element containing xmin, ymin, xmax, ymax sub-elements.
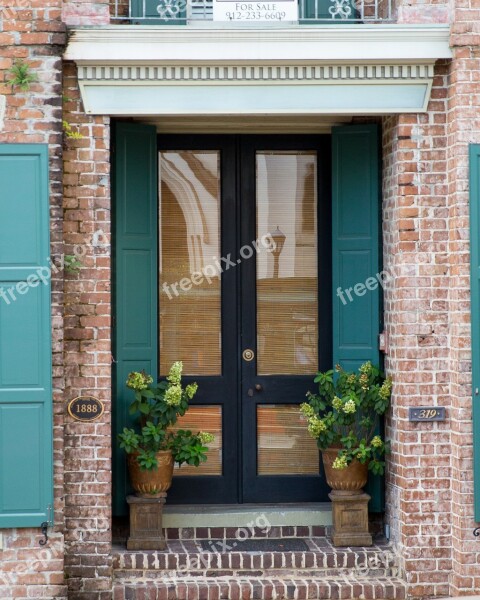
<box><xmin>162</xmin><ymin>502</ymin><xmax>333</xmax><ymax>529</ymax></box>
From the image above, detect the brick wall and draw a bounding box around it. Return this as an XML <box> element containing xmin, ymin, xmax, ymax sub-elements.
<box><xmin>382</xmin><ymin>61</ymin><xmax>453</xmax><ymax>598</ymax></box>
<box><xmin>447</xmin><ymin>43</ymin><xmax>480</xmax><ymax>595</ymax></box>
<box><xmin>62</xmin><ymin>62</ymin><xmax>113</xmax><ymax>600</ymax></box>
<box><xmin>382</xmin><ymin>53</ymin><xmax>480</xmax><ymax>595</ymax></box>
<box><xmin>0</xmin><ymin>1</ymin><xmax>67</xmax><ymax>599</ymax></box>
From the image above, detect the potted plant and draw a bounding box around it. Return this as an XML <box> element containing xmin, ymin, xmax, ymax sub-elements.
<box><xmin>300</xmin><ymin>361</ymin><xmax>391</xmax><ymax>495</ymax></box>
<box><xmin>118</xmin><ymin>361</ymin><xmax>214</xmax><ymax>498</ymax></box>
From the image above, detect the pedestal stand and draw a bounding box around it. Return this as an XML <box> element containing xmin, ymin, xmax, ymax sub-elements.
<box><xmin>328</xmin><ymin>491</ymin><xmax>373</xmax><ymax>547</ymax></box>
<box><xmin>126</xmin><ymin>494</ymin><xmax>167</xmax><ymax>550</ymax></box>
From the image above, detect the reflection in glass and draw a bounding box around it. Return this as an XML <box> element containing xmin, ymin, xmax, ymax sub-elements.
<box><xmin>256</xmin><ymin>152</ymin><xmax>318</xmax><ymax>375</ymax></box>
<box><xmin>159</xmin><ymin>151</ymin><xmax>221</xmax><ymax>376</ymax></box>
<box><xmin>171</xmin><ymin>406</ymin><xmax>222</xmax><ymax>476</ymax></box>
<box><xmin>257</xmin><ymin>405</ymin><xmax>319</xmax><ymax>475</ymax></box>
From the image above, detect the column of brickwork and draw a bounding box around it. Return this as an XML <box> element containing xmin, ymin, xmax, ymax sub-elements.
<box><xmin>446</xmin><ymin>36</ymin><xmax>480</xmax><ymax>594</ymax></box>
<box><xmin>62</xmin><ymin>59</ymin><xmax>113</xmax><ymax>600</ymax></box>
<box><xmin>382</xmin><ymin>60</ymin><xmax>454</xmax><ymax>598</ymax></box>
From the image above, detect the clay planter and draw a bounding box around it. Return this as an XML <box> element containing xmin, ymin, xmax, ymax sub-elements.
<box><xmin>127</xmin><ymin>450</ymin><xmax>174</xmax><ymax>498</ymax></box>
<box><xmin>321</xmin><ymin>447</ymin><xmax>368</xmax><ymax>495</ymax></box>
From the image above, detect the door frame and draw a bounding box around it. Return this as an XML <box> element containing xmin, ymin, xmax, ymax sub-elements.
<box><xmin>113</xmin><ymin>125</ymin><xmax>384</xmax><ymax>511</ymax></box>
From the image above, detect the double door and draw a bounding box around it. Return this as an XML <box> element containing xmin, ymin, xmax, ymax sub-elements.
<box><xmin>159</xmin><ymin>135</ymin><xmax>332</xmax><ymax>503</ymax></box>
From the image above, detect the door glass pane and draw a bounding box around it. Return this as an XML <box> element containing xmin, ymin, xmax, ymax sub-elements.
<box><xmin>256</xmin><ymin>152</ymin><xmax>318</xmax><ymax>375</ymax></box>
<box><xmin>159</xmin><ymin>151</ymin><xmax>221</xmax><ymax>376</ymax></box>
<box><xmin>171</xmin><ymin>406</ymin><xmax>222</xmax><ymax>476</ymax></box>
<box><xmin>257</xmin><ymin>405</ymin><xmax>319</xmax><ymax>475</ymax></box>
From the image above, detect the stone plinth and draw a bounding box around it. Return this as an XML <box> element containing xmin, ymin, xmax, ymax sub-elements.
<box><xmin>127</xmin><ymin>494</ymin><xmax>167</xmax><ymax>550</ymax></box>
<box><xmin>329</xmin><ymin>491</ymin><xmax>372</xmax><ymax>547</ymax></box>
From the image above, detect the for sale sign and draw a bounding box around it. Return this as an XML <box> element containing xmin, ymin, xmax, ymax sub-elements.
<box><xmin>213</xmin><ymin>0</ymin><xmax>298</xmax><ymax>21</ymax></box>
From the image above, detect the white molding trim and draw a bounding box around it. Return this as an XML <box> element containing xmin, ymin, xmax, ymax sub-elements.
<box><xmin>78</xmin><ymin>63</ymin><xmax>435</xmax><ymax>82</ymax></box>
<box><xmin>65</xmin><ymin>25</ymin><xmax>451</xmax><ymax>63</ymax></box>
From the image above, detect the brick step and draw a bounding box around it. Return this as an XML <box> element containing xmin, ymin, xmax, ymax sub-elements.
<box><xmin>113</xmin><ymin>541</ymin><xmax>400</xmax><ymax>578</ymax></box>
<box><xmin>113</xmin><ymin>524</ymin><xmax>330</xmax><ymax>544</ymax></box>
<box><xmin>113</xmin><ymin>575</ymin><xmax>407</xmax><ymax>600</ymax></box>
<box><xmin>113</xmin><ymin>555</ymin><xmax>398</xmax><ymax>579</ymax></box>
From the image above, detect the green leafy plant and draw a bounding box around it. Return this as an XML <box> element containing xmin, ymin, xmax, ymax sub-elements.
<box><xmin>64</xmin><ymin>254</ymin><xmax>82</xmax><ymax>274</ymax></box>
<box><xmin>62</xmin><ymin>120</ymin><xmax>84</xmax><ymax>140</ymax></box>
<box><xmin>118</xmin><ymin>362</ymin><xmax>214</xmax><ymax>471</ymax></box>
<box><xmin>300</xmin><ymin>362</ymin><xmax>392</xmax><ymax>476</ymax></box>
<box><xmin>7</xmin><ymin>60</ymin><xmax>37</xmax><ymax>91</ymax></box>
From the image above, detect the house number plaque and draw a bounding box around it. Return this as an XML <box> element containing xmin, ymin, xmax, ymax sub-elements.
<box><xmin>68</xmin><ymin>396</ymin><xmax>104</xmax><ymax>422</ymax></box>
<box><xmin>408</xmin><ymin>407</ymin><xmax>446</xmax><ymax>422</ymax></box>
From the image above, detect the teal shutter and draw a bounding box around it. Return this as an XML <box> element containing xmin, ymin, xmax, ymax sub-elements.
<box><xmin>0</xmin><ymin>144</ymin><xmax>53</xmax><ymax>528</ymax></box>
<box><xmin>469</xmin><ymin>144</ymin><xmax>480</xmax><ymax>522</ymax></box>
<box><xmin>332</xmin><ymin>124</ymin><xmax>382</xmax><ymax>511</ymax></box>
<box><xmin>113</xmin><ymin>122</ymin><xmax>158</xmax><ymax>516</ymax></box>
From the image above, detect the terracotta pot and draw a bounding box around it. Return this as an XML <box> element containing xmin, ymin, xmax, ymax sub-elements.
<box><xmin>127</xmin><ymin>450</ymin><xmax>174</xmax><ymax>498</ymax></box>
<box><xmin>321</xmin><ymin>447</ymin><xmax>368</xmax><ymax>495</ymax></box>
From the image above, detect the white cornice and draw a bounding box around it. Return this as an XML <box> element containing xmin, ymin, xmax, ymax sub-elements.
<box><xmin>64</xmin><ymin>24</ymin><xmax>452</xmax><ymax>64</ymax></box>
<box><xmin>65</xmin><ymin>24</ymin><xmax>450</xmax><ymax>117</ymax></box>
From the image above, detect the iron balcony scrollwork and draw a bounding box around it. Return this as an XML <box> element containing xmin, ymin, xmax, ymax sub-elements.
<box><xmin>110</xmin><ymin>0</ymin><xmax>392</xmax><ymax>22</ymax></box>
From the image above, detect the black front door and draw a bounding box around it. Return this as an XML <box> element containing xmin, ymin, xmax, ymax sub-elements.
<box><xmin>158</xmin><ymin>135</ymin><xmax>331</xmax><ymax>504</ymax></box>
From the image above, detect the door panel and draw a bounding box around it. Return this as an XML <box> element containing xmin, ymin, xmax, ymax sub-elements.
<box><xmin>171</xmin><ymin>405</ymin><xmax>223</xmax><ymax>476</ymax></box>
<box><xmin>240</xmin><ymin>136</ymin><xmax>331</xmax><ymax>503</ymax></box>
<box><xmin>158</xmin><ymin>136</ymin><xmax>238</xmax><ymax>503</ymax></box>
<box><xmin>159</xmin><ymin>150</ymin><xmax>222</xmax><ymax>376</ymax></box>
<box><xmin>257</xmin><ymin>405</ymin><xmax>320</xmax><ymax>475</ymax></box>
<box><xmin>255</xmin><ymin>151</ymin><xmax>318</xmax><ymax>376</ymax></box>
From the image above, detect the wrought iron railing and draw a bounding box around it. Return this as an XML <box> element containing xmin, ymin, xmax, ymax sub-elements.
<box><xmin>110</xmin><ymin>0</ymin><xmax>393</xmax><ymax>23</ymax></box>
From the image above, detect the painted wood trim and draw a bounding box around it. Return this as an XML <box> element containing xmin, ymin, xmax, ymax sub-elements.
<box><xmin>64</xmin><ymin>24</ymin><xmax>452</xmax><ymax>63</ymax></box>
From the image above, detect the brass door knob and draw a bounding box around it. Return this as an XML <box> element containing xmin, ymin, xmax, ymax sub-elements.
<box><xmin>242</xmin><ymin>349</ymin><xmax>254</xmax><ymax>361</ymax></box>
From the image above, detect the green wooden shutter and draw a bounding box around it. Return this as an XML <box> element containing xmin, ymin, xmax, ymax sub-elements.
<box><xmin>332</xmin><ymin>124</ymin><xmax>382</xmax><ymax>511</ymax></box>
<box><xmin>113</xmin><ymin>122</ymin><xmax>158</xmax><ymax>516</ymax></box>
<box><xmin>469</xmin><ymin>144</ymin><xmax>480</xmax><ymax>522</ymax></box>
<box><xmin>0</xmin><ymin>144</ymin><xmax>53</xmax><ymax>528</ymax></box>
